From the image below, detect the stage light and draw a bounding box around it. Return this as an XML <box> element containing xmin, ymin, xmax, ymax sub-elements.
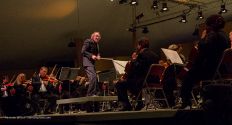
<box><xmin>152</xmin><ymin>0</ymin><xmax>158</xmax><ymax>9</ymax></box>
<box><xmin>179</xmin><ymin>14</ymin><xmax>187</xmax><ymax>23</ymax></box>
<box><xmin>130</xmin><ymin>0</ymin><xmax>138</xmax><ymax>5</ymax></box>
<box><xmin>142</xmin><ymin>27</ymin><xmax>149</xmax><ymax>34</ymax></box>
<box><xmin>197</xmin><ymin>11</ymin><xmax>204</xmax><ymax>19</ymax></box>
<box><xmin>161</xmin><ymin>2</ymin><xmax>168</xmax><ymax>11</ymax></box>
<box><xmin>219</xmin><ymin>3</ymin><xmax>227</xmax><ymax>14</ymax></box>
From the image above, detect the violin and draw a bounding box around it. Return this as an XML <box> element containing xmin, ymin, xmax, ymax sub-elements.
<box><xmin>3</xmin><ymin>82</ymin><xmax>14</xmax><ymax>87</ymax></box>
<box><xmin>42</xmin><ymin>75</ymin><xmax>58</xmax><ymax>84</ymax></box>
<box><xmin>121</xmin><ymin>51</ymin><xmax>138</xmax><ymax>80</ymax></box>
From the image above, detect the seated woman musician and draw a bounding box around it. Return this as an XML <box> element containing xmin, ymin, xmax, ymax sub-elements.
<box><xmin>115</xmin><ymin>37</ymin><xmax>160</xmax><ymax>111</ymax></box>
<box><xmin>160</xmin><ymin>43</ymin><xmax>187</xmax><ymax>108</ymax></box>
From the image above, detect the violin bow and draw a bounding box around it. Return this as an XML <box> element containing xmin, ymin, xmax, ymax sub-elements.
<box><xmin>9</xmin><ymin>74</ymin><xmax>16</xmax><ymax>83</ymax></box>
<box><xmin>50</xmin><ymin>64</ymin><xmax>57</xmax><ymax>77</ymax></box>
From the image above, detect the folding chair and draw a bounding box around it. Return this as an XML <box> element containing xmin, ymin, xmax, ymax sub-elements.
<box><xmin>141</xmin><ymin>64</ymin><xmax>169</xmax><ymax>110</ymax></box>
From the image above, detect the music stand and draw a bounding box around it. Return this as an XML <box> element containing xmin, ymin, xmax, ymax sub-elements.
<box><xmin>112</xmin><ymin>60</ymin><xmax>128</xmax><ymax>76</ymax></box>
<box><xmin>161</xmin><ymin>48</ymin><xmax>184</xmax><ymax>65</ymax></box>
<box><xmin>59</xmin><ymin>67</ymin><xmax>80</xmax><ymax>97</ymax></box>
<box><xmin>59</xmin><ymin>67</ymin><xmax>79</xmax><ymax>80</ymax></box>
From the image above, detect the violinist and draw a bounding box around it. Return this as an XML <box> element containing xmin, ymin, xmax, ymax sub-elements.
<box><xmin>115</xmin><ymin>37</ymin><xmax>160</xmax><ymax>111</ymax></box>
<box><xmin>1</xmin><ymin>75</ymin><xmax>10</xmax><ymax>97</ymax></box>
<box><xmin>0</xmin><ymin>75</ymin><xmax>10</xmax><ymax>115</ymax></box>
<box><xmin>5</xmin><ymin>73</ymin><xmax>29</xmax><ymax>116</ymax></box>
<box><xmin>8</xmin><ymin>73</ymin><xmax>27</xmax><ymax>97</ymax></box>
<box><xmin>31</xmin><ymin>66</ymin><xmax>58</xmax><ymax>114</ymax></box>
<box><xmin>179</xmin><ymin>14</ymin><xmax>230</xmax><ymax>109</ymax></box>
<box><xmin>160</xmin><ymin>43</ymin><xmax>187</xmax><ymax>108</ymax></box>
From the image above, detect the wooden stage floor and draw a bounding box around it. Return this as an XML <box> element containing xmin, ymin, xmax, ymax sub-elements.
<box><xmin>1</xmin><ymin>108</ymin><xmax>228</xmax><ymax>125</ymax></box>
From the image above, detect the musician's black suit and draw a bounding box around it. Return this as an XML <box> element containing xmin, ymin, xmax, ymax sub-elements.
<box><xmin>31</xmin><ymin>74</ymin><xmax>57</xmax><ymax>114</ymax></box>
<box><xmin>180</xmin><ymin>30</ymin><xmax>230</xmax><ymax>107</ymax></box>
<box><xmin>116</xmin><ymin>48</ymin><xmax>159</xmax><ymax>111</ymax></box>
<box><xmin>81</xmin><ymin>38</ymin><xmax>100</xmax><ymax>96</ymax></box>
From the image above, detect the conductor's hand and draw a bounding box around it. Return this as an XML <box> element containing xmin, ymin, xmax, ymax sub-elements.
<box><xmin>96</xmin><ymin>54</ymin><xmax>101</xmax><ymax>60</ymax></box>
<box><xmin>92</xmin><ymin>54</ymin><xmax>101</xmax><ymax>60</ymax></box>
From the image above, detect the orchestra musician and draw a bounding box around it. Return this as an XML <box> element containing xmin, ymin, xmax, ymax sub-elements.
<box><xmin>0</xmin><ymin>76</ymin><xmax>10</xmax><ymax>98</ymax></box>
<box><xmin>115</xmin><ymin>37</ymin><xmax>160</xmax><ymax>111</ymax></box>
<box><xmin>8</xmin><ymin>73</ymin><xmax>29</xmax><ymax>116</ymax></box>
<box><xmin>81</xmin><ymin>32</ymin><xmax>101</xmax><ymax>112</ymax></box>
<box><xmin>31</xmin><ymin>66</ymin><xmax>58</xmax><ymax>114</ymax></box>
<box><xmin>0</xmin><ymin>75</ymin><xmax>10</xmax><ymax>116</ymax></box>
<box><xmin>161</xmin><ymin>43</ymin><xmax>187</xmax><ymax>108</ymax></box>
<box><xmin>81</xmin><ymin>32</ymin><xmax>101</xmax><ymax>97</ymax></box>
<box><xmin>178</xmin><ymin>14</ymin><xmax>231</xmax><ymax>109</ymax></box>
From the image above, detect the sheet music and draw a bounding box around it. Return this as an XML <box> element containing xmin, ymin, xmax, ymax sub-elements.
<box><xmin>112</xmin><ymin>60</ymin><xmax>128</xmax><ymax>75</ymax></box>
<box><xmin>161</xmin><ymin>48</ymin><xmax>184</xmax><ymax>65</ymax></box>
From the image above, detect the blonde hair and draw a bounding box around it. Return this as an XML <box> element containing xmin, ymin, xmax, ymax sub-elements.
<box><xmin>91</xmin><ymin>32</ymin><xmax>101</xmax><ymax>39</ymax></box>
<box><xmin>14</xmin><ymin>73</ymin><xmax>26</xmax><ymax>85</ymax></box>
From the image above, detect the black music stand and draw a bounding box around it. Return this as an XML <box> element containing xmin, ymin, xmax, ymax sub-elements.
<box><xmin>59</xmin><ymin>67</ymin><xmax>79</xmax><ymax>97</ymax></box>
<box><xmin>59</xmin><ymin>67</ymin><xmax>79</xmax><ymax>81</ymax></box>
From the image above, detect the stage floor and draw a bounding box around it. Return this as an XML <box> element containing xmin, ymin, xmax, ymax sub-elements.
<box><xmin>0</xmin><ymin>108</ymin><xmax>219</xmax><ymax>125</ymax></box>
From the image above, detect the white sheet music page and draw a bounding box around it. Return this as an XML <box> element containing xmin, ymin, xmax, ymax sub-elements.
<box><xmin>161</xmin><ymin>48</ymin><xmax>184</xmax><ymax>65</ymax></box>
<box><xmin>112</xmin><ymin>60</ymin><xmax>128</xmax><ymax>75</ymax></box>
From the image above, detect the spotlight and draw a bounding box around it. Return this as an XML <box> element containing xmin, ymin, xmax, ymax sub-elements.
<box><xmin>179</xmin><ymin>14</ymin><xmax>187</xmax><ymax>23</ymax></box>
<box><xmin>219</xmin><ymin>3</ymin><xmax>227</xmax><ymax>14</ymax></box>
<box><xmin>142</xmin><ymin>27</ymin><xmax>149</xmax><ymax>34</ymax></box>
<box><xmin>161</xmin><ymin>2</ymin><xmax>168</xmax><ymax>11</ymax></box>
<box><xmin>197</xmin><ymin>11</ymin><xmax>204</xmax><ymax>19</ymax></box>
<box><xmin>152</xmin><ymin>0</ymin><xmax>158</xmax><ymax>9</ymax></box>
<box><xmin>130</xmin><ymin>0</ymin><xmax>138</xmax><ymax>5</ymax></box>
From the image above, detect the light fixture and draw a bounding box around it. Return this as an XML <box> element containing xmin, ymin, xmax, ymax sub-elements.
<box><xmin>152</xmin><ymin>0</ymin><xmax>158</xmax><ymax>9</ymax></box>
<box><xmin>196</xmin><ymin>6</ymin><xmax>204</xmax><ymax>19</ymax></box>
<box><xmin>197</xmin><ymin>11</ymin><xmax>204</xmax><ymax>19</ymax></box>
<box><xmin>219</xmin><ymin>3</ymin><xmax>227</xmax><ymax>14</ymax></box>
<box><xmin>142</xmin><ymin>27</ymin><xmax>149</xmax><ymax>34</ymax></box>
<box><xmin>130</xmin><ymin>0</ymin><xmax>138</xmax><ymax>5</ymax></box>
<box><xmin>161</xmin><ymin>2</ymin><xmax>168</xmax><ymax>11</ymax></box>
<box><xmin>179</xmin><ymin>14</ymin><xmax>187</xmax><ymax>23</ymax></box>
